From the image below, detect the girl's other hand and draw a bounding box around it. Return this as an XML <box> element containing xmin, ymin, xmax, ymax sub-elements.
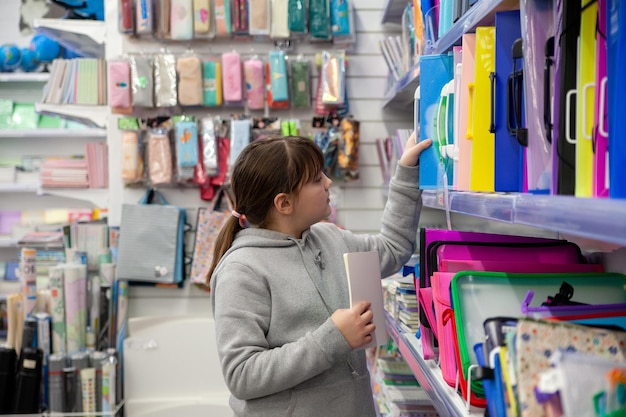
<box><xmin>399</xmin><ymin>132</ymin><xmax>432</xmax><ymax>167</ymax></box>
<box><xmin>331</xmin><ymin>301</ymin><xmax>376</xmax><ymax>349</ymax></box>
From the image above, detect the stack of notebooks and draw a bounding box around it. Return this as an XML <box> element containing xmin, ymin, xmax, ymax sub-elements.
<box><xmin>41</xmin><ymin>58</ymin><xmax>107</xmax><ymax>105</ymax></box>
<box><xmin>384</xmin><ymin>276</ymin><xmax>419</xmax><ymax>335</ymax></box>
<box><xmin>85</xmin><ymin>142</ymin><xmax>109</xmax><ymax>188</ymax></box>
<box><xmin>39</xmin><ymin>158</ymin><xmax>89</xmax><ymax>188</ymax></box>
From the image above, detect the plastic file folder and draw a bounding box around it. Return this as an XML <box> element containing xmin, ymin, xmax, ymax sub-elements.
<box><xmin>607</xmin><ymin>0</ymin><xmax>626</xmax><ymax>198</ymax></box>
<box><xmin>554</xmin><ymin>0</ymin><xmax>579</xmax><ymax>195</ymax></box>
<box><xmin>452</xmin><ymin>46</ymin><xmax>463</xmax><ymax>189</ymax></box>
<box><xmin>593</xmin><ymin>0</ymin><xmax>609</xmax><ymax>198</ymax></box>
<box><xmin>494</xmin><ymin>10</ymin><xmax>524</xmax><ymax>192</ymax></box>
<box><xmin>575</xmin><ymin>0</ymin><xmax>598</xmax><ymax>197</ymax></box>
<box><xmin>520</xmin><ymin>0</ymin><xmax>554</xmax><ymax>193</ymax></box>
<box><xmin>457</xmin><ymin>34</ymin><xmax>475</xmax><ymax>191</ymax></box>
<box><xmin>469</xmin><ymin>26</ymin><xmax>495</xmax><ymax>192</ymax></box>
<box><xmin>418</xmin><ymin>53</ymin><xmax>454</xmax><ymax>190</ymax></box>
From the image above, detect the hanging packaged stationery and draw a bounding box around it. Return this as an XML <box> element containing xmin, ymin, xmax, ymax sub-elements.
<box><xmin>170</xmin><ymin>0</ymin><xmax>194</xmax><ymax>40</ymax></box>
<box><xmin>418</xmin><ymin>53</ymin><xmax>454</xmax><ymax>190</ymax></box>
<box><xmin>199</xmin><ymin>116</ymin><xmax>218</xmax><ymax>177</ymax></box>
<box><xmin>135</xmin><ymin>0</ymin><xmax>154</xmax><ymax>35</ymax></box>
<box><xmin>193</xmin><ymin>0</ymin><xmax>213</xmax><ymax>36</ymax></box>
<box><xmin>514</xmin><ymin>318</ymin><xmax>626</xmax><ymax>417</ymax></box>
<box><xmin>270</xmin><ymin>0</ymin><xmax>290</xmax><ymax>38</ymax></box>
<box><xmin>221</xmin><ymin>51</ymin><xmax>243</xmax><ymax>104</ymax></box>
<box><xmin>107</xmin><ymin>58</ymin><xmax>132</xmax><ymax>110</ymax></box>
<box><xmin>251</xmin><ymin>117</ymin><xmax>281</xmax><ymax>140</ymax></box>
<box><xmin>154</xmin><ymin>53</ymin><xmax>178</xmax><ymax>107</ymax></box>
<box><xmin>117</xmin><ymin>189</ymin><xmax>187</xmax><ymax>284</ymax></box>
<box><xmin>268</xmin><ymin>50</ymin><xmax>289</xmax><ymax>102</ymax></box>
<box><xmin>130</xmin><ymin>55</ymin><xmax>154</xmax><ymax>107</ymax></box>
<box><xmin>554</xmin><ymin>0</ymin><xmax>578</xmax><ymax>195</ymax></box>
<box><xmin>456</xmin><ymin>34</ymin><xmax>475</xmax><ymax>191</ymax></box>
<box><xmin>494</xmin><ymin>10</ymin><xmax>524</xmax><ymax>192</ymax></box>
<box><xmin>214</xmin><ymin>0</ymin><xmax>232</xmax><ymax>36</ymax></box>
<box><xmin>469</xmin><ymin>26</ymin><xmax>495</xmax><ymax>192</ymax></box>
<box><xmin>309</xmin><ymin>0</ymin><xmax>331</xmax><ymax>40</ymax></box>
<box><xmin>173</xmin><ymin>116</ymin><xmax>199</xmax><ymax>182</ymax></box>
<box><xmin>229</xmin><ymin>118</ymin><xmax>251</xmax><ymax>166</ymax></box>
<box><xmin>119</xmin><ymin>117</ymin><xmax>144</xmax><ymax>184</ymax></box>
<box><xmin>291</xmin><ymin>57</ymin><xmax>311</xmax><ymax>108</ymax></box>
<box><xmin>243</xmin><ymin>56</ymin><xmax>265</xmax><ymax>110</ymax></box>
<box><xmin>330</xmin><ymin>0</ymin><xmax>353</xmax><ymax>43</ymax></box>
<box><xmin>321</xmin><ymin>50</ymin><xmax>345</xmax><ymax>105</ymax></box>
<box><xmin>607</xmin><ymin>0</ymin><xmax>626</xmax><ymax>199</ymax></box>
<box><xmin>146</xmin><ymin>127</ymin><xmax>173</xmax><ymax>185</ymax></box>
<box><xmin>266</xmin><ymin>61</ymin><xmax>289</xmax><ymax>109</ymax></box>
<box><xmin>203</xmin><ymin>58</ymin><xmax>223</xmax><ymax>106</ymax></box>
<box><xmin>249</xmin><ymin>0</ymin><xmax>270</xmax><ymax>35</ymax></box>
<box><xmin>190</xmin><ymin>188</ymin><xmax>233</xmax><ymax>287</ymax></box>
<box><xmin>156</xmin><ymin>0</ymin><xmax>172</xmax><ymax>39</ymax></box>
<box><xmin>520</xmin><ymin>0</ymin><xmax>554</xmax><ymax>193</ymax></box>
<box><xmin>592</xmin><ymin>0</ymin><xmax>609</xmax><ymax>198</ymax></box>
<box><xmin>288</xmin><ymin>0</ymin><xmax>307</xmax><ymax>33</ymax></box>
<box><xmin>574</xmin><ymin>0</ymin><xmax>598</xmax><ymax>198</ymax></box>
<box><xmin>119</xmin><ymin>0</ymin><xmax>134</xmax><ymax>34</ymax></box>
<box><xmin>336</xmin><ymin>117</ymin><xmax>360</xmax><ymax>180</ymax></box>
<box><xmin>231</xmin><ymin>0</ymin><xmax>249</xmax><ymax>35</ymax></box>
<box><xmin>176</xmin><ymin>54</ymin><xmax>203</xmax><ymax>106</ymax></box>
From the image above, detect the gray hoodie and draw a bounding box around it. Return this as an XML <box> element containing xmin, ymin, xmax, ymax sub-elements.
<box><xmin>210</xmin><ymin>164</ymin><xmax>422</xmax><ymax>417</ymax></box>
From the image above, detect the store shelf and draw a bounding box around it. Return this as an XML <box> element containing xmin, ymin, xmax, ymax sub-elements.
<box><xmin>0</xmin><ymin>237</ymin><xmax>18</xmax><ymax>248</ymax></box>
<box><xmin>385</xmin><ymin>314</ymin><xmax>482</xmax><ymax>417</ymax></box>
<box><xmin>0</xmin><ymin>72</ymin><xmax>50</xmax><ymax>83</ymax></box>
<box><xmin>383</xmin><ymin>63</ymin><xmax>420</xmax><ymax>111</ymax></box>
<box><xmin>0</xmin><ymin>128</ymin><xmax>106</xmax><ymax>138</ymax></box>
<box><xmin>33</xmin><ymin>18</ymin><xmax>106</xmax><ymax>58</ymax></box>
<box><xmin>0</xmin><ymin>183</ymin><xmax>39</xmax><ymax>192</ymax></box>
<box><xmin>422</xmin><ymin>190</ymin><xmax>626</xmax><ymax>246</ymax></box>
<box><xmin>381</xmin><ymin>0</ymin><xmax>409</xmax><ymax>24</ymax></box>
<box><xmin>35</xmin><ymin>103</ymin><xmax>108</xmax><ymax>129</ymax></box>
<box><xmin>426</xmin><ymin>0</ymin><xmax>519</xmax><ymax>55</ymax></box>
<box><xmin>0</xmin><ymin>183</ymin><xmax>107</xmax><ymax>207</ymax></box>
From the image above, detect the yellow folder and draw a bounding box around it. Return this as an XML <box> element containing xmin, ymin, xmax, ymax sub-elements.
<box><xmin>469</xmin><ymin>26</ymin><xmax>496</xmax><ymax>192</ymax></box>
<box><xmin>575</xmin><ymin>0</ymin><xmax>597</xmax><ymax>197</ymax></box>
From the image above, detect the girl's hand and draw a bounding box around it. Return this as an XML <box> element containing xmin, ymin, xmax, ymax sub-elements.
<box><xmin>399</xmin><ymin>132</ymin><xmax>432</xmax><ymax>167</ymax></box>
<box><xmin>331</xmin><ymin>301</ymin><xmax>376</xmax><ymax>349</ymax></box>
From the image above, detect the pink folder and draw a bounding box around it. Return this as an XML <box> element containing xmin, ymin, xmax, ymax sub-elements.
<box><xmin>457</xmin><ymin>34</ymin><xmax>476</xmax><ymax>191</ymax></box>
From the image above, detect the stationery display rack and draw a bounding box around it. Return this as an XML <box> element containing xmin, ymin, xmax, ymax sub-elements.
<box><xmin>380</xmin><ymin>1</ymin><xmax>626</xmax><ymax>416</ymax></box>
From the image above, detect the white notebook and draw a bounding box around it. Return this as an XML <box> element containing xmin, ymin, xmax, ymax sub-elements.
<box><xmin>343</xmin><ymin>251</ymin><xmax>388</xmax><ymax>349</ymax></box>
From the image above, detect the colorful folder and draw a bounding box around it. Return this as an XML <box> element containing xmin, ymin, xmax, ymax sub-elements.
<box><xmin>593</xmin><ymin>0</ymin><xmax>609</xmax><ymax>198</ymax></box>
<box><xmin>469</xmin><ymin>26</ymin><xmax>495</xmax><ymax>192</ymax></box>
<box><xmin>457</xmin><ymin>34</ymin><xmax>475</xmax><ymax>191</ymax></box>
<box><xmin>494</xmin><ymin>10</ymin><xmax>524</xmax><ymax>192</ymax></box>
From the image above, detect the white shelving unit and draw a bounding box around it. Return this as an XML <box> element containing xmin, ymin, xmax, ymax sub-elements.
<box><xmin>34</xmin><ymin>103</ymin><xmax>109</xmax><ymax>129</ymax></box>
<box><xmin>0</xmin><ymin>128</ymin><xmax>106</xmax><ymax>138</ymax></box>
<box><xmin>0</xmin><ymin>73</ymin><xmax>50</xmax><ymax>83</ymax></box>
<box><xmin>33</xmin><ymin>18</ymin><xmax>106</xmax><ymax>58</ymax></box>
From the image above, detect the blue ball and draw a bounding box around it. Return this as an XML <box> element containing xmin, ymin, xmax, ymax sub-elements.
<box><xmin>0</xmin><ymin>44</ymin><xmax>21</xmax><ymax>71</ymax></box>
<box><xmin>19</xmin><ymin>48</ymin><xmax>39</xmax><ymax>72</ymax></box>
<box><xmin>30</xmin><ymin>34</ymin><xmax>61</xmax><ymax>63</ymax></box>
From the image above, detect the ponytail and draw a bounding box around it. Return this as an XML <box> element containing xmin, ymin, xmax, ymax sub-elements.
<box><xmin>206</xmin><ymin>215</ymin><xmax>242</xmax><ymax>286</ymax></box>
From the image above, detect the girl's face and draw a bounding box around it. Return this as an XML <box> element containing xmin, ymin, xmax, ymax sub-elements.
<box><xmin>294</xmin><ymin>172</ymin><xmax>333</xmax><ymax>227</ymax></box>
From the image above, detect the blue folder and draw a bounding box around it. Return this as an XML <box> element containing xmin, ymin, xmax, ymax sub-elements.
<box><xmin>607</xmin><ymin>0</ymin><xmax>626</xmax><ymax>198</ymax></box>
<box><xmin>418</xmin><ymin>54</ymin><xmax>454</xmax><ymax>190</ymax></box>
<box><xmin>494</xmin><ymin>10</ymin><xmax>524</xmax><ymax>192</ymax></box>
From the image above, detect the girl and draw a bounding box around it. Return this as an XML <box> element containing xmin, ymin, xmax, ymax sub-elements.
<box><xmin>209</xmin><ymin>134</ymin><xmax>431</xmax><ymax>416</ymax></box>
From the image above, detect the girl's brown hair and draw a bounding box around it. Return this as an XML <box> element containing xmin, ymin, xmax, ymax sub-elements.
<box><xmin>206</xmin><ymin>136</ymin><xmax>325</xmax><ymax>284</ymax></box>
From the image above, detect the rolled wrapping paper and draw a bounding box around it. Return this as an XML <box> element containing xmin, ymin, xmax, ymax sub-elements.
<box><xmin>243</xmin><ymin>58</ymin><xmax>265</xmax><ymax>110</ymax></box>
<box><xmin>64</xmin><ymin>264</ymin><xmax>88</xmax><ymax>354</ymax></box>
<box><xmin>49</xmin><ymin>266</ymin><xmax>66</xmax><ymax>354</ymax></box>
<box><xmin>99</xmin><ymin>263</ymin><xmax>116</xmax><ymax>287</ymax></box>
<box><xmin>48</xmin><ymin>353</ymin><xmax>66</xmax><ymax>412</ymax></box>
